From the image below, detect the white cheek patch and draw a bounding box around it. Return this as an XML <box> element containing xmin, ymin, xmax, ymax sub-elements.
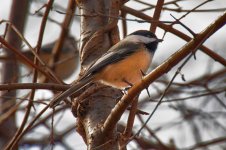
<box><xmin>126</xmin><ymin>35</ymin><xmax>157</xmax><ymax>44</ymax></box>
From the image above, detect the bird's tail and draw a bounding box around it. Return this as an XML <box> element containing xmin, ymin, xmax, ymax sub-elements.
<box><xmin>49</xmin><ymin>76</ymin><xmax>93</xmax><ymax>108</ymax></box>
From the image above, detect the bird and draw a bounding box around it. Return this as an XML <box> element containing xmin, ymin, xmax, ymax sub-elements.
<box><xmin>49</xmin><ymin>30</ymin><xmax>162</xmax><ymax>107</ymax></box>
<box><xmin>21</xmin><ymin>36</ymin><xmax>79</xmax><ymax>80</ymax></box>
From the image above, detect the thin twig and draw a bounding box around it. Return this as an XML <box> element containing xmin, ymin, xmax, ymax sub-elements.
<box><xmin>181</xmin><ymin>136</ymin><xmax>226</xmax><ymax>150</ymax></box>
<box><xmin>53</xmin><ymin>9</ymin><xmax>178</xmax><ymax>24</ymax></box>
<box><xmin>0</xmin><ymin>20</ymin><xmax>61</xmax><ymax>83</ymax></box>
<box><xmin>150</xmin><ymin>0</ymin><xmax>164</xmax><ymax>33</ymax></box>
<box><xmin>134</xmin><ymin>53</ymin><xmax>193</xmax><ymax>137</ymax></box>
<box><xmin>122</xmin><ymin>97</ymin><xmax>138</xmax><ymax>140</ymax></box>
<box><xmin>121</xmin><ymin>6</ymin><xmax>226</xmax><ymax>66</ymax></box>
<box><xmin>103</xmin><ymin>11</ymin><xmax>226</xmax><ymax>139</ymax></box>
<box><xmin>5</xmin><ymin>1</ymin><xmax>55</xmax><ymax>149</ymax></box>
<box><xmin>0</xmin><ymin>83</ymin><xmax>69</xmax><ymax>91</ymax></box>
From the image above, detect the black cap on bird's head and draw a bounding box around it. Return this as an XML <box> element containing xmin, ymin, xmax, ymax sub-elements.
<box><xmin>129</xmin><ymin>30</ymin><xmax>157</xmax><ymax>38</ymax></box>
<box><xmin>127</xmin><ymin>30</ymin><xmax>162</xmax><ymax>53</ymax></box>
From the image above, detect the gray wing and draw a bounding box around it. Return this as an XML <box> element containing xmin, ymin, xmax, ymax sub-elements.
<box><xmin>81</xmin><ymin>41</ymin><xmax>141</xmax><ymax>79</ymax></box>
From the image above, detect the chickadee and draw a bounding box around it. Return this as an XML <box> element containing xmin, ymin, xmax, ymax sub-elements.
<box><xmin>22</xmin><ymin>36</ymin><xmax>78</xmax><ymax>80</ymax></box>
<box><xmin>50</xmin><ymin>30</ymin><xmax>162</xmax><ymax>107</ymax></box>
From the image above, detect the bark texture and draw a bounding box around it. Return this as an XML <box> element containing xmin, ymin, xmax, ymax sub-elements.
<box><xmin>75</xmin><ymin>0</ymin><xmax>121</xmax><ymax>149</ymax></box>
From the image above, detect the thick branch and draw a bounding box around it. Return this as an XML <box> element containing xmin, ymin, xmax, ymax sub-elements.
<box><xmin>121</xmin><ymin>6</ymin><xmax>226</xmax><ymax>67</ymax></box>
<box><xmin>103</xmin><ymin>11</ymin><xmax>226</xmax><ymax>135</ymax></box>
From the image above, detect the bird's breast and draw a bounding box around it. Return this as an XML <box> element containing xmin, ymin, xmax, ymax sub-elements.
<box><xmin>95</xmin><ymin>48</ymin><xmax>152</xmax><ymax>89</ymax></box>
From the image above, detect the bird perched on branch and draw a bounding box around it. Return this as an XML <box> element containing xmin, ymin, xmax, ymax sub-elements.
<box><xmin>22</xmin><ymin>36</ymin><xmax>79</xmax><ymax>80</ymax></box>
<box><xmin>50</xmin><ymin>30</ymin><xmax>162</xmax><ymax>107</ymax></box>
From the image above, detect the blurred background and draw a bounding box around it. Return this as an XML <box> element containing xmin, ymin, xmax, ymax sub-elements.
<box><xmin>0</xmin><ymin>0</ymin><xmax>225</xmax><ymax>149</ymax></box>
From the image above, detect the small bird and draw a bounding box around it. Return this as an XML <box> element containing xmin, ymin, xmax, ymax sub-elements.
<box><xmin>22</xmin><ymin>36</ymin><xmax>78</xmax><ymax>80</ymax></box>
<box><xmin>50</xmin><ymin>30</ymin><xmax>162</xmax><ymax>107</ymax></box>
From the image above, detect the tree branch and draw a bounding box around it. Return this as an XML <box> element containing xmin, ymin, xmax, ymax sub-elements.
<box><xmin>103</xmin><ymin>11</ymin><xmax>226</xmax><ymax>136</ymax></box>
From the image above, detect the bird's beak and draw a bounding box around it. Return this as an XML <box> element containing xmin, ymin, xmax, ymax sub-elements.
<box><xmin>156</xmin><ymin>39</ymin><xmax>163</xmax><ymax>42</ymax></box>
